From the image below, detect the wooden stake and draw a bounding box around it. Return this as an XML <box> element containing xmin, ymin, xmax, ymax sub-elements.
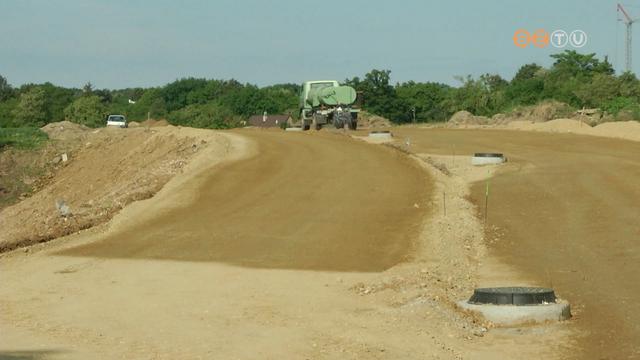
<box><xmin>484</xmin><ymin>177</ymin><xmax>490</xmax><ymax>225</ymax></box>
<box><xmin>443</xmin><ymin>190</ymin><xmax>446</xmax><ymax>217</ymax></box>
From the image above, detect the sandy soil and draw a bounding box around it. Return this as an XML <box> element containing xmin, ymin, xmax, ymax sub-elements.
<box><xmin>437</xmin><ymin>117</ymin><xmax>640</xmax><ymax>143</ymax></box>
<box><xmin>0</xmin><ymin>124</ymin><xmax>230</xmax><ymax>252</ymax></box>
<box><xmin>0</xmin><ymin>128</ymin><xmax>574</xmax><ymax>359</ymax></box>
<box><xmin>393</xmin><ymin>127</ymin><xmax>640</xmax><ymax>360</ymax></box>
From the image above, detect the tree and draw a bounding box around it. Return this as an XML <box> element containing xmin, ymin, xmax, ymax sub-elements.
<box><xmin>512</xmin><ymin>63</ymin><xmax>543</xmax><ymax>83</ymax></box>
<box><xmin>40</xmin><ymin>82</ymin><xmax>77</xmax><ymax>122</ymax></box>
<box><xmin>574</xmin><ymin>73</ymin><xmax>619</xmax><ymax>108</ymax></box>
<box><xmin>443</xmin><ymin>75</ymin><xmax>508</xmax><ymax>117</ymax></box>
<box><xmin>549</xmin><ymin>50</ymin><xmax>614</xmax><ymax>78</ymax></box>
<box><xmin>347</xmin><ymin>69</ymin><xmax>401</xmax><ymax>120</ymax></box>
<box><xmin>506</xmin><ymin>64</ymin><xmax>546</xmax><ymax>105</ymax></box>
<box><xmin>163</xmin><ymin>77</ymin><xmax>208</xmax><ymax>111</ymax></box>
<box><xmin>12</xmin><ymin>87</ymin><xmax>47</xmax><ymax>127</ymax></box>
<box><xmin>167</xmin><ymin>102</ymin><xmax>236</xmax><ymax>129</ymax></box>
<box><xmin>395</xmin><ymin>81</ymin><xmax>451</xmax><ymax>122</ymax></box>
<box><xmin>617</xmin><ymin>72</ymin><xmax>640</xmax><ymax>99</ymax></box>
<box><xmin>83</xmin><ymin>82</ymin><xmax>94</xmax><ymax>95</ymax></box>
<box><xmin>0</xmin><ymin>75</ymin><xmax>13</xmax><ymax>102</ymax></box>
<box><xmin>64</xmin><ymin>95</ymin><xmax>107</xmax><ymax>127</ymax></box>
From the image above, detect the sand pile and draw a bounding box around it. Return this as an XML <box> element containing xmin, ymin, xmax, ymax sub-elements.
<box><xmin>505</xmin><ymin>119</ymin><xmax>640</xmax><ymax>142</ymax></box>
<box><xmin>448</xmin><ymin>111</ymin><xmax>490</xmax><ymax>126</ymax></box>
<box><xmin>507</xmin><ymin>118</ymin><xmax>591</xmax><ymax>133</ymax></box>
<box><xmin>41</xmin><ymin>121</ymin><xmax>91</xmax><ymax>141</ymax></box>
<box><xmin>593</xmin><ymin>121</ymin><xmax>640</xmax><ymax>142</ymax></box>
<box><xmin>506</xmin><ymin>101</ymin><xmax>573</xmax><ymax>123</ymax></box>
<box><xmin>0</xmin><ymin>126</ymin><xmax>228</xmax><ymax>252</ymax></box>
<box><xmin>140</xmin><ymin>119</ymin><xmax>170</xmax><ymax>127</ymax></box>
<box><xmin>357</xmin><ymin>111</ymin><xmax>392</xmax><ymax>128</ymax></box>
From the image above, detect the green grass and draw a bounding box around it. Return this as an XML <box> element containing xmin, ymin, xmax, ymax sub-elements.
<box><xmin>0</xmin><ymin>127</ymin><xmax>49</xmax><ymax>150</ymax></box>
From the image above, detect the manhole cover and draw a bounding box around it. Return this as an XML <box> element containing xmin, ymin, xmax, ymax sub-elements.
<box><xmin>473</xmin><ymin>153</ymin><xmax>504</xmax><ymax>158</ymax></box>
<box><xmin>468</xmin><ymin>287</ymin><xmax>556</xmax><ymax>305</ymax></box>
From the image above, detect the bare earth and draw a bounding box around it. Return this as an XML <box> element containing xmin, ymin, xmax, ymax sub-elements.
<box><xmin>1</xmin><ymin>127</ymin><xmax>577</xmax><ymax>359</ymax></box>
<box><xmin>393</xmin><ymin>127</ymin><xmax>640</xmax><ymax>360</ymax></box>
<box><xmin>0</xmin><ymin>124</ymin><xmax>230</xmax><ymax>252</ymax></box>
<box><xmin>4</xmin><ymin>123</ymin><xmax>638</xmax><ymax>359</ymax></box>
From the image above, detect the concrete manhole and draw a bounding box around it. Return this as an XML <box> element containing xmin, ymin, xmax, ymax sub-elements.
<box><xmin>471</xmin><ymin>152</ymin><xmax>506</xmax><ymax>166</ymax></box>
<box><xmin>458</xmin><ymin>287</ymin><xmax>571</xmax><ymax>326</ymax></box>
<box><xmin>368</xmin><ymin>130</ymin><xmax>393</xmax><ymax>139</ymax></box>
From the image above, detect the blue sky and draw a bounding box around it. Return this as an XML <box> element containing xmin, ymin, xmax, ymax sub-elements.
<box><xmin>0</xmin><ymin>0</ymin><xmax>636</xmax><ymax>89</ymax></box>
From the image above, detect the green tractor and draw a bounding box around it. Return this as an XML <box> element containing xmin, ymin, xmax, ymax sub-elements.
<box><xmin>299</xmin><ymin>80</ymin><xmax>359</xmax><ymax>130</ymax></box>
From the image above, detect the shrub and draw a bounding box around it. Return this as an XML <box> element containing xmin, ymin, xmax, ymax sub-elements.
<box><xmin>0</xmin><ymin>127</ymin><xmax>48</xmax><ymax>150</ymax></box>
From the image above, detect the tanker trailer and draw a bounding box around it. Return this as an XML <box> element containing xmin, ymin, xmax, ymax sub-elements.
<box><xmin>299</xmin><ymin>80</ymin><xmax>359</xmax><ymax>130</ymax></box>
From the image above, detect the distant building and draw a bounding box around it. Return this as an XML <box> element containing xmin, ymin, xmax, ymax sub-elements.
<box><xmin>247</xmin><ymin>114</ymin><xmax>292</xmax><ymax>128</ymax></box>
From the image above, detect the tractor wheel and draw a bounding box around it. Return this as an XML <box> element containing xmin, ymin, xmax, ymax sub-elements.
<box><xmin>312</xmin><ymin>116</ymin><xmax>321</xmax><ymax>131</ymax></box>
<box><xmin>347</xmin><ymin>116</ymin><xmax>358</xmax><ymax>130</ymax></box>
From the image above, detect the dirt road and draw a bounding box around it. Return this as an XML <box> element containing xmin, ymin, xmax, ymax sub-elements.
<box><xmin>61</xmin><ymin>130</ymin><xmax>428</xmax><ymax>271</ymax></box>
<box><xmin>2</xmin><ymin>129</ymin><xmax>449</xmax><ymax>359</ymax></box>
<box><xmin>393</xmin><ymin>128</ymin><xmax>640</xmax><ymax>360</ymax></box>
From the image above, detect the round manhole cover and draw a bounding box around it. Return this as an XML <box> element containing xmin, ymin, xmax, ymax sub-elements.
<box><xmin>473</xmin><ymin>153</ymin><xmax>504</xmax><ymax>158</ymax></box>
<box><xmin>469</xmin><ymin>287</ymin><xmax>556</xmax><ymax>305</ymax></box>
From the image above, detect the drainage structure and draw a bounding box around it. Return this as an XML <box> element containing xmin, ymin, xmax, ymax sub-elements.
<box><xmin>458</xmin><ymin>287</ymin><xmax>571</xmax><ymax>326</ymax></box>
<box><xmin>471</xmin><ymin>153</ymin><xmax>506</xmax><ymax>166</ymax></box>
<box><xmin>368</xmin><ymin>130</ymin><xmax>393</xmax><ymax>140</ymax></box>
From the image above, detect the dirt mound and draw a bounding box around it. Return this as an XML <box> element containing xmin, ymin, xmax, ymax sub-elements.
<box><xmin>128</xmin><ymin>121</ymin><xmax>141</xmax><ymax>128</ymax></box>
<box><xmin>507</xmin><ymin>101</ymin><xmax>573</xmax><ymax>123</ymax></box>
<box><xmin>508</xmin><ymin>118</ymin><xmax>590</xmax><ymax>132</ymax></box>
<box><xmin>0</xmin><ymin>126</ymin><xmax>229</xmax><ymax>252</ymax></box>
<box><xmin>448</xmin><ymin>110</ymin><xmax>490</xmax><ymax>126</ymax></box>
<box><xmin>504</xmin><ymin>118</ymin><xmax>640</xmax><ymax>141</ymax></box>
<box><xmin>357</xmin><ymin>111</ymin><xmax>392</xmax><ymax>128</ymax></box>
<box><xmin>41</xmin><ymin>121</ymin><xmax>91</xmax><ymax>141</ymax></box>
<box><xmin>593</xmin><ymin>120</ymin><xmax>640</xmax><ymax>141</ymax></box>
<box><xmin>140</xmin><ymin>119</ymin><xmax>170</xmax><ymax>127</ymax></box>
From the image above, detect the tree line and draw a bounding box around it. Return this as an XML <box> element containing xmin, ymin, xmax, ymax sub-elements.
<box><xmin>1</xmin><ymin>50</ymin><xmax>639</xmax><ymax>130</ymax></box>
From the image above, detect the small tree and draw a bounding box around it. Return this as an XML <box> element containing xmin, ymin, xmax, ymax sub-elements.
<box><xmin>0</xmin><ymin>74</ymin><xmax>13</xmax><ymax>102</ymax></box>
<box><xmin>64</xmin><ymin>95</ymin><xmax>106</xmax><ymax>127</ymax></box>
<box><xmin>12</xmin><ymin>87</ymin><xmax>47</xmax><ymax>127</ymax></box>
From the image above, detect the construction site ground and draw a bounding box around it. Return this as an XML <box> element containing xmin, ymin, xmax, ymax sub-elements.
<box><xmin>1</xmin><ymin>122</ymin><xmax>639</xmax><ymax>359</ymax></box>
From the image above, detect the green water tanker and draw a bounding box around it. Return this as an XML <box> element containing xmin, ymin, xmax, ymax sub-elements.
<box><xmin>299</xmin><ymin>80</ymin><xmax>359</xmax><ymax>130</ymax></box>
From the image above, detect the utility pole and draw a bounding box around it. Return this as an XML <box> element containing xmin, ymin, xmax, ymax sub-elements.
<box><xmin>618</xmin><ymin>3</ymin><xmax>636</xmax><ymax>73</ymax></box>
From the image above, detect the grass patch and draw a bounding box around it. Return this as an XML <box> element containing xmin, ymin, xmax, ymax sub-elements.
<box><xmin>0</xmin><ymin>127</ymin><xmax>49</xmax><ymax>150</ymax></box>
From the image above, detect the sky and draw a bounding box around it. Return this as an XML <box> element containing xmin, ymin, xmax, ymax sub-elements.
<box><xmin>0</xmin><ymin>0</ymin><xmax>637</xmax><ymax>89</ymax></box>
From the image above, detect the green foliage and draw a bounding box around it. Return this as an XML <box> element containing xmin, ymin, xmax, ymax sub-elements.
<box><xmin>2</xmin><ymin>50</ymin><xmax>640</xmax><ymax>129</ymax></box>
<box><xmin>127</xmin><ymin>88</ymin><xmax>166</xmax><ymax>120</ymax></box>
<box><xmin>601</xmin><ymin>97</ymin><xmax>640</xmax><ymax>117</ymax></box>
<box><xmin>40</xmin><ymin>82</ymin><xmax>77</xmax><ymax>122</ymax></box>
<box><xmin>0</xmin><ymin>127</ymin><xmax>48</xmax><ymax>150</ymax></box>
<box><xmin>0</xmin><ymin>98</ymin><xmax>18</xmax><ymax>127</ymax></box>
<box><xmin>0</xmin><ymin>75</ymin><xmax>14</xmax><ymax>102</ymax></box>
<box><xmin>167</xmin><ymin>102</ymin><xmax>237</xmax><ymax>129</ymax></box>
<box><xmin>64</xmin><ymin>95</ymin><xmax>107</xmax><ymax>128</ymax></box>
<box><xmin>346</xmin><ymin>69</ymin><xmax>398</xmax><ymax>119</ymax></box>
<box><xmin>163</xmin><ymin>78</ymin><xmax>209</xmax><ymax>112</ymax></box>
<box><xmin>12</xmin><ymin>87</ymin><xmax>48</xmax><ymax>127</ymax></box>
<box><xmin>395</xmin><ymin>81</ymin><xmax>451</xmax><ymax>122</ymax></box>
<box><xmin>506</xmin><ymin>64</ymin><xmax>545</xmax><ymax>105</ymax></box>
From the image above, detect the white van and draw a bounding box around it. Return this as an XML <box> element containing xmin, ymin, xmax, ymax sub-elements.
<box><xmin>106</xmin><ymin>114</ymin><xmax>127</xmax><ymax>128</ymax></box>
